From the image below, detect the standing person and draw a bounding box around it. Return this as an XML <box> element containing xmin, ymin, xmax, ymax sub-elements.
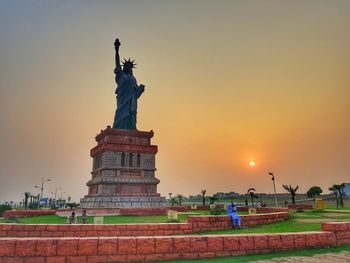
<box><xmin>245</xmin><ymin>199</ymin><xmax>249</xmax><ymax>207</ymax></box>
<box><xmin>81</xmin><ymin>210</ymin><xmax>88</xmax><ymax>224</ymax></box>
<box><xmin>68</xmin><ymin>211</ymin><xmax>76</xmax><ymax>224</ymax></box>
<box><xmin>227</xmin><ymin>202</ymin><xmax>241</xmax><ymax>228</ymax></box>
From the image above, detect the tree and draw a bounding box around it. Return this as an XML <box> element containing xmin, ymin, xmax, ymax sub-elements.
<box><xmin>329</xmin><ymin>184</ymin><xmax>345</xmax><ymax>208</ymax></box>
<box><xmin>24</xmin><ymin>192</ymin><xmax>31</xmax><ymax>209</ymax></box>
<box><xmin>201</xmin><ymin>189</ymin><xmax>206</xmax><ymax>205</ymax></box>
<box><xmin>177</xmin><ymin>194</ymin><xmax>183</xmax><ymax>206</ymax></box>
<box><xmin>209</xmin><ymin>196</ymin><xmax>217</xmax><ymax>205</ymax></box>
<box><xmin>67</xmin><ymin>202</ymin><xmax>79</xmax><ymax>209</ymax></box>
<box><xmin>282</xmin><ymin>184</ymin><xmax>299</xmax><ymax>205</ymax></box>
<box><xmin>169</xmin><ymin>197</ymin><xmax>178</xmax><ymax>206</ymax></box>
<box><xmin>0</xmin><ymin>204</ymin><xmax>12</xmax><ymax>217</ymax></box>
<box><xmin>306</xmin><ymin>186</ymin><xmax>323</xmax><ymax>206</ymax></box>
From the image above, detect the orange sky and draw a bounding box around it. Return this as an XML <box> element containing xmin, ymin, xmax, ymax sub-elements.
<box><xmin>0</xmin><ymin>1</ymin><xmax>349</xmax><ymax>202</ymax></box>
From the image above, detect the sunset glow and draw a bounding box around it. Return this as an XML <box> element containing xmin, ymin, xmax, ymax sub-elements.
<box><xmin>0</xmin><ymin>1</ymin><xmax>349</xmax><ymax>202</ymax></box>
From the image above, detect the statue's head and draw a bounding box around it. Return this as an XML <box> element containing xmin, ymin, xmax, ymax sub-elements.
<box><xmin>122</xmin><ymin>58</ymin><xmax>137</xmax><ymax>74</ymax></box>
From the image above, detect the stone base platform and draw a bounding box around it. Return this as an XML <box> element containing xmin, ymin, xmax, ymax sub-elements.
<box><xmin>80</xmin><ymin>127</ymin><xmax>166</xmax><ymax>208</ymax></box>
<box><xmin>80</xmin><ymin>194</ymin><xmax>166</xmax><ymax>208</ymax></box>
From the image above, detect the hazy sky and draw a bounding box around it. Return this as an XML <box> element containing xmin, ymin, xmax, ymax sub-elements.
<box><xmin>1</xmin><ymin>0</ymin><xmax>349</xmax><ymax>202</ymax></box>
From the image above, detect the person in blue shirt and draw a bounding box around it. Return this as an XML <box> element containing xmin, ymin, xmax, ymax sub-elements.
<box><xmin>227</xmin><ymin>201</ymin><xmax>241</xmax><ymax>228</ymax></box>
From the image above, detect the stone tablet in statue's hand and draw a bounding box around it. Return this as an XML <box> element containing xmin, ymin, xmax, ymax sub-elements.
<box><xmin>114</xmin><ymin>38</ymin><xmax>121</xmax><ymax>48</ymax></box>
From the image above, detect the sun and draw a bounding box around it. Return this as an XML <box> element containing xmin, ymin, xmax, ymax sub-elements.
<box><xmin>249</xmin><ymin>160</ymin><xmax>256</xmax><ymax>167</ymax></box>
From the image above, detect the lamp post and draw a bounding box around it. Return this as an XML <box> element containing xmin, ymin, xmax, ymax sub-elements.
<box><xmin>247</xmin><ymin>188</ymin><xmax>256</xmax><ymax>207</ymax></box>
<box><xmin>269</xmin><ymin>172</ymin><xmax>278</xmax><ymax>207</ymax></box>
<box><xmin>35</xmin><ymin>177</ymin><xmax>51</xmax><ymax>199</ymax></box>
<box><xmin>53</xmin><ymin>187</ymin><xmax>61</xmax><ymax>200</ymax></box>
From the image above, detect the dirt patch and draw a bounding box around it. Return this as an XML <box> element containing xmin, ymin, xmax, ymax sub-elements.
<box><xmin>323</xmin><ymin>212</ymin><xmax>350</xmax><ymax>217</ymax></box>
<box><xmin>254</xmin><ymin>251</ymin><xmax>350</xmax><ymax>262</ymax></box>
<box><xmin>295</xmin><ymin>218</ymin><xmax>350</xmax><ymax>223</ymax></box>
<box><xmin>295</xmin><ymin>212</ymin><xmax>349</xmax><ymax>218</ymax></box>
<box><xmin>325</xmin><ymin>209</ymin><xmax>350</xmax><ymax>213</ymax></box>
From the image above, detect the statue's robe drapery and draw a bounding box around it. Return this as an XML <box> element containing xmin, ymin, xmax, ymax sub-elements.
<box><xmin>113</xmin><ymin>69</ymin><xmax>144</xmax><ymax>130</ymax></box>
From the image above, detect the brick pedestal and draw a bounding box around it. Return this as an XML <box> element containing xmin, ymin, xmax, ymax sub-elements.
<box><xmin>80</xmin><ymin>127</ymin><xmax>165</xmax><ymax>208</ymax></box>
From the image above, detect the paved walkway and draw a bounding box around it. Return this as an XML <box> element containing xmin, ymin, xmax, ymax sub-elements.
<box><xmin>255</xmin><ymin>251</ymin><xmax>350</xmax><ymax>262</ymax></box>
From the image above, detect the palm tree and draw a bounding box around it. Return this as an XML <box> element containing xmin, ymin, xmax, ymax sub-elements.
<box><xmin>329</xmin><ymin>184</ymin><xmax>345</xmax><ymax>208</ymax></box>
<box><xmin>24</xmin><ymin>192</ymin><xmax>31</xmax><ymax>209</ymax></box>
<box><xmin>170</xmin><ymin>197</ymin><xmax>177</xmax><ymax>206</ymax></box>
<box><xmin>282</xmin><ymin>185</ymin><xmax>299</xmax><ymax>205</ymax></box>
<box><xmin>29</xmin><ymin>194</ymin><xmax>34</xmax><ymax>207</ymax></box>
<box><xmin>201</xmin><ymin>189</ymin><xmax>206</xmax><ymax>205</ymax></box>
<box><xmin>177</xmin><ymin>194</ymin><xmax>183</xmax><ymax>206</ymax></box>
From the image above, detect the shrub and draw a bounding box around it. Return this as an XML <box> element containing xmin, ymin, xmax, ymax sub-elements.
<box><xmin>167</xmin><ymin>219</ymin><xmax>180</xmax><ymax>223</ymax></box>
<box><xmin>5</xmin><ymin>216</ymin><xmax>19</xmax><ymax>223</ymax></box>
<box><xmin>210</xmin><ymin>207</ymin><xmax>225</xmax><ymax>215</ymax></box>
<box><xmin>0</xmin><ymin>204</ymin><xmax>12</xmax><ymax>217</ymax></box>
<box><xmin>67</xmin><ymin>202</ymin><xmax>80</xmax><ymax>209</ymax></box>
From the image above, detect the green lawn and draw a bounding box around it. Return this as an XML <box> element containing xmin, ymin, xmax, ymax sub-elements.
<box><xmin>1</xmin><ymin>210</ymin><xmax>350</xmax><ymax>236</ymax></box>
<box><xmin>197</xmin><ymin>210</ymin><xmax>350</xmax><ymax>235</ymax></box>
<box><xmin>198</xmin><ymin>218</ymin><xmax>321</xmax><ymax>235</ymax></box>
<box><xmin>163</xmin><ymin>243</ymin><xmax>350</xmax><ymax>263</ymax></box>
<box><xmin>0</xmin><ymin>210</ymin><xmax>216</xmax><ymax>224</ymax></box>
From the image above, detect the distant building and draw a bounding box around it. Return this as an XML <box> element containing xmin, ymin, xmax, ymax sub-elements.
<box><xmin>343</xmin><ymin>183</ymin><xmax>350</xmax><ymax>196</ymax></box>
<box><xmin>213</xmin><ymin>192</ymin><xmax>239</xmax><ymax>199</ymax></box>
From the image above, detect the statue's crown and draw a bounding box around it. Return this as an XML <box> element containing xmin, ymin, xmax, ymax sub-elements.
<box><xmin>122</xmin><ymin>58</ymin><xmax>137</xmax><ymax>68</ymax></box>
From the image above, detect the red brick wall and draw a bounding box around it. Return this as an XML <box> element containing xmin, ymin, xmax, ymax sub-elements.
<box><xmin>256</xmin><ymin>207</ymin><xmax>289</xmax><ymax>213</ymax></box>
<box><xmin>188</xmin><ymin>212</ymin><xmax>290</xmax><ymax>232</ymax></box>
<box><xmin>288</xmin><ymin>204</ymin><xmax>313</xmax><ymax>210</ymax></box>
<box><xmin>4</xmin><ymin>207</ymin><xmax>168</xmax><ymax>219</ymax></box>
<box><xmin>0</xmin><ymin>212</ymin><xmax>289</xmax><ymax>238</ymax></box>
<box><xmin>166</xmin><ymin>206</ymin><xmax>190</xmax><ymax>212</ymax></box>
<box><xmin>3</xmin><ymin>207</ymin><xmax>288</xmax><ymax>219</ymax></box>
<box><xmin>119</xmin><ymin>208</ymin><xmax>167</xmax><ymax>216</ymax></box>
<box><xmin>322</xmin><ymin>222</ymin><xmax>350</xmax><ymax>245</ymax></box>
<box><xmin>0</xmin><ymin>232</ymin><xmax>336</xmax><ymax>262</ymax></box>
<box><xmin>0</xmin><ymin>223</ymin><xmax>193</xmax><ymax>238</ymax></box>
<box><xmin>3</xmin><ymin>210</ymin><xmax>56</xmax><ymax>219</ymax></box>
<box><xmin>167</xmin><ymin>205</ymin><xmax>251</xmax><ymax>212</ymax></box>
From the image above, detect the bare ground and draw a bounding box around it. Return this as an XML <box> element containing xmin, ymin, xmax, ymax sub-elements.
<box><xmin>254</xmin><ymin>251</ymin><xmax>350</xmax><ymax>262</ymax></box>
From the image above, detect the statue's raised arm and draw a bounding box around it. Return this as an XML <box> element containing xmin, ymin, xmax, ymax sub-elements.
<box><xmin>114</xmin><ymin>38</ymin><xmax>122</xmax><ymax>82</ymax></box>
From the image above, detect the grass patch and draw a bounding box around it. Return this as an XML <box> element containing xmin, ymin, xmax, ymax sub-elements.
<box><xmin>165</xmin><ymin>243</ymin><xmax>350</xmax><ymax>263</ymax></box>
<box><xmin>198</xmin><ymin>218</ymin><xmax>321</xmax><ymax>235</ymax></box>
<box><xmin>197</xmin><ymin>210</ymin><xmax>350</xmax><ymax>235</ymax></box>
<box><xmin>2</xmin><ymin>210</ymin><xmax>214</xmax><ymax>224</ymax></box>
<box><xmin>1</xmin><ymin>209</ymin><xmax>349</xmax><ymax>237</ymax></box>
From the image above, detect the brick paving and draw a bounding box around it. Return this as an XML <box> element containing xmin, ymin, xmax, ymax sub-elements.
<box><xmin>255</xmin><ymin>251</ymin><xmax>350</xmax><ymax>262</ymax></box>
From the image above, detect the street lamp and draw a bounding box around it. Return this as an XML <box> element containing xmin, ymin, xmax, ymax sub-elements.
<box><xmin>247</xmin><ymin>188</ymin><xmax>257</xmax><ymax>207</ymax></box>
<box><xmin>53</xmin><ymin>187</ymin><xmax>61</xmax><ymax>200</ymax></box>
<box><xmin>269</xmin><ymin>172</ymin><xmax>278</xmax><ymax>207</ymax></box>
<box><xmin>34</xmin><ymin>177</ymin><xmax>51</xmax><ymax>199</ymax></box>
<box><xmin>60</xmin><ymin>191</ymin><xmax>66</xmax><ymax>200</ymax></box>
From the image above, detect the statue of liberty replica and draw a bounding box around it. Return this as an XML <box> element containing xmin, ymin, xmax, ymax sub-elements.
<box><xmin>80</xmin><ymin>38</ymin><xmax>165</xmax><ymax>209</ymax></box>
<box><xmin>113</xmin><ymin>38</ymin><xmax>145</xmax><ymax>130</ymax></box>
